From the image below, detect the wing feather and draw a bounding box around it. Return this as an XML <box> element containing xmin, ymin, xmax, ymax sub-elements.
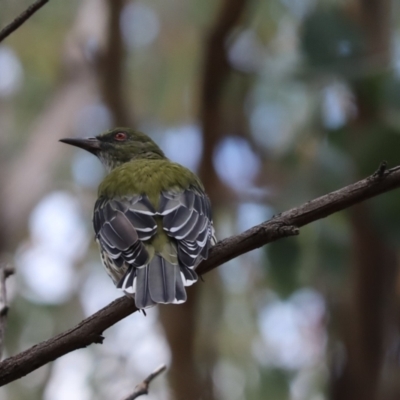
<box><xmin>93</xmin><ymin>195</ymin><xmax>158</xmax><ymax>275</ymax></box>
<box><xmin>160</xmin><ymin>187</ymin><xmax>215</xmax><ymax>270</ymax></box>
<box><xmin>94</xmin><ymin>186</ymin><xmax>216</xmax><ymax>308</ymax></box>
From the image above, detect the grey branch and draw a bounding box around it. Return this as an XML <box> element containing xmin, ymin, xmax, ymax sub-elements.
<box><xmin>0</xmin><ymin>264</ymin><xmax>14</xmax><ymax>360</ymax></box>
<box><xmin>0</xmin><ymin>0</ymin><xmax>50</xmax><ymax>43</ymax></box>
<box><xmin>1</xmin><ymin>164</ymin><xmax>400</xmax><ymax>386</ymax></box>
<box><xmin>123</xmin><ymin>364</ymin><xmax>167</xmax><ymax>400</ymax></box>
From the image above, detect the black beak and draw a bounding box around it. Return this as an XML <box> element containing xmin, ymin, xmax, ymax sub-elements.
<box><xmin>59</xmin><ymin>137</ymin><xmax>101</xmax><ymax>155</ymax></box>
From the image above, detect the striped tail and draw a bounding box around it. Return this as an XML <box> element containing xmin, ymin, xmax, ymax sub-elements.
<box><xmin>117</xmin><ymin>256</ymin><xmax>198</xmax><ymax>309</ymax></box>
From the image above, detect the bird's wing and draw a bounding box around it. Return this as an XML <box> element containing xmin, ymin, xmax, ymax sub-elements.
<box><xmin>159</xmin><ymin>186</ymin><xmax>215</xmax><ymax>273</ymax></box>
<box><xmin>93</xmin><ymin>195</ymin><xmax>158</xmax><ymax>269</ymax></box>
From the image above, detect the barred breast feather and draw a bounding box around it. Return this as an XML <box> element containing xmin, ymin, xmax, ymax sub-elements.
<box><xmin>93</xmin><ymin>184</ymin><xmax>216</xmax><ymax>309</ymax></box>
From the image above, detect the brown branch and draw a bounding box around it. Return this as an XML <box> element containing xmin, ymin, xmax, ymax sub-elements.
<box><xmin>0</xmin><ymin>295</ymin><xmax>137</xmax><ymax>387</ymax></box>
<box><xmin>122</xmin><ymin>364</ymin><xmax>167</xmax><ymax>400</ymax></box>
<box><xmin>0</xmin><ymin>0</ymin><xmax>49</xmax><ymax>43</ymax></box>
<box><xmin>198</xmin><ymin>165</ymin><xmax>400</xmax><ymax>274</ymax></box>
<box><xmin>0</xmin><ymin>264</ymin><xmax>14</xmax><ymax>360</ymax></box>
<box><xmin>0</xmin><ymin>165</ymin><xmax>400</xmax><ymax>386</ymax></box>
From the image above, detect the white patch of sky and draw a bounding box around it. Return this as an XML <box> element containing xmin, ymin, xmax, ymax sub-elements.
<box><xmin>237</xmin><ymin>203</ymin><xmax>273</xmax><ymax>232</ymax></box>
<box><xmin>0</xmin><ymin>46</ymin><xmax>23</xmax><ymax>97</ymax></box>
<box><xmin>228</xmin><ymin>29</ymin><xmax>266</xmax><ymax>73</ymax></box>
<box><xmin>16</xmin><ymin>247</ymin><xmax>76</xmax><ymax>304</ymax></box>
<box><xmin>29</xmin><ymin>192</ymin><xmax>88</xmax><ymax>258</ymax></box>
<box><xmin>218</xmin><ymin>258</ymin><xmax>251</xmax><ymax>294</ymax></box>
<box><xmin>213</xmin><ymin>136</ymin><xmax>261</xmax><ymax>191</ymax></box>
<box><xmin>106</xmin><ymin>309</ymin><xmax>171</xmax><ymax>376</ymax></box>
<box><xmin>255</xmin><ymin>288</ymin><xmax>326</xmax><ymax>370</ymax></box>
<box><xmin>44</xmin><ymin>351</ymin><xmax>93</xmax><ymax>400</ymax></box>
<box><xmin>121</xmin><ymin>2</ymin><xmax>160</xmax><ymax>49</ymax></box>
<box><xmin>213</xmin><ymin>360</ymin><xmax>246</xmax><ymax>400</ymax></box>
<box><xmin>80</xmin><ymin>264</ymin><xmax>123</xmax><ymax>316</ymax></box>
<box><xmin>75</xmin><ymin>102</ymin><xmax>113</xmax><ymax>137</ymax></box>
<box><xmin>160</xmin><ymin>125</ymin><xmax>203</xmax><ymax>172</ymax></box>
<box><xmin>16</xmin><ymin>192</ymin><xmax>89</xmax><ymax>304</ymax></box>
<box><xmin>250</xmin><ymin>101</ymin><xmax>293</xmax><ymax>152</ymax></box>
<box><xmin>72</xmin><ymin>102</ymin><xmax>111</xmax><ymax>187</ymax></box>
<box><xmin>218</xmin><ymin>203</ymin><xmax>273</xmax><ymax>293</ymax></box>
<box><xmin>321</xmin><ymin>82</ymin><xmax>355</xmax><ymax>130</ymax></box>
<box><xmin>392</xmin><ymin>32</ymin><xmax>400</xmax><ymax>77</ymax></box>
<box><xmin>72</xmin><ymin>151</ymin><xmax>105</xmax><ymax>188</ymax></box>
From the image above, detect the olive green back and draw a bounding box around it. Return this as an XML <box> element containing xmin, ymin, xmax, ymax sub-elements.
<box><xmin>98</xmin><ymin>159</ymin><xmax>203</xmax><ymax>207</ymax></box>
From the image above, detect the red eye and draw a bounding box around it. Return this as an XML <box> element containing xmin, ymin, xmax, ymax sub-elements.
<box><xmin>114</xmin><ymin>132</ymin><xmax>127</xmax><ymax>141</ymax></box>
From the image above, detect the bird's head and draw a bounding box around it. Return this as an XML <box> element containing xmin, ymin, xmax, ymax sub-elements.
<box><xmin>60</xmin><ymin>127</ymin><xmax>165</xmax><ymax>171</ymax></box>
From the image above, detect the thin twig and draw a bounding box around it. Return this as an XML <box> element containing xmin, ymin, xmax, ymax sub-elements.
<box><xmin>0</xmin><ymin>264</ymin><xmax>14</xmax><ymax>360</ymax></box>
<box><xmin>373</xmin><ymin>160</ymin><xmax>388</xmax><ymax>178</ymax></box>
<box><xmin>0</xmin><ymin>0</ymin><xmax>50</xmax><ymax>43</ymax></box>
<box><xmin>1</xmin><ymin>166</ymin><xmax>400</xmax><ymax>385</ymax></box>
<box><xmin>123</xmin><ymin>364</ymin><xmax>167</xmax><ymax>400</ymax></box>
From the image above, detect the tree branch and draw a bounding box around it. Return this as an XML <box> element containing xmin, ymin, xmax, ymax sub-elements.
<box><xmin>0</xmin><ymin>165</ymin><xmax>400</xmax><ymax>386</ymax></box>
<box><xmin>0</xmin><ymin>264</ymin><xmax>14</xmax><ymax>360</ymax></box>
<box><xmin>198</xmin><ymin>165</ymin><xmax>400</xmax><ymax>275</ymax></box>
<box><xmin>122</xmin><ymin>364</ymin><xmax>167</xmax><ymax>400</ymax></box>
<box><xmin>0</xmin><ymin>0</ymin><xmax>49</xmax><ymax>43</ymax></box>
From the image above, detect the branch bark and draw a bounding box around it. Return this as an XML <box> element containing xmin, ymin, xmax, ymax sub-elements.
<box><xmin>122</xmin><ymin>364</ymin><xmax>167</xmax><ymax>400</ymax></box>
<box><xmin>0</xmin><ymin>165</ymin><xmax>400</xmax><ymax>386</ymax></box>
<box><xmin>0</xmin><ymin>0</ymin><xmax>50</xmax><ymax>43</ymax></box>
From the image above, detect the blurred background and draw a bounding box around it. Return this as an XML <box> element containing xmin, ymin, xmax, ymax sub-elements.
<box><xmin>1</xmin><ymin>0</ymin><xmax>400</xmax><ymax>399</ymax></box>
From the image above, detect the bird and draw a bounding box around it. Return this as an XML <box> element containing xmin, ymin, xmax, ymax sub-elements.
<box><xmin>60</xmin><ymin>128</ymin><xmax>216</xmax><ymax>309</ymax></box>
